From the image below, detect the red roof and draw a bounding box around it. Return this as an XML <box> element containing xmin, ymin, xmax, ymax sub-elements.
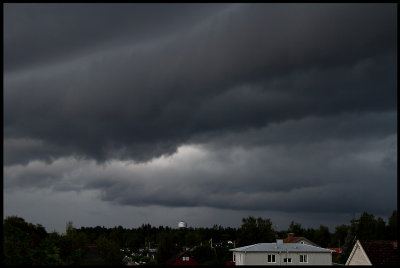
<box><xmin>282</xmin><ymin>233</ymin><xmax>318</xmax><ymax>246</ymax></box>
<box><xmin>328</xmin><ymin>248</ymin><xmax>343</xmax><ymax>253</ymax></box>
<box><xmin>360</xmin><ymin>240</ymin><xmax>398</xmax><ymax>265</ymax></box>
<box><xmin>283</xmin><ymin>236</ymin><xmax>303</xmax><ymax>243</ymax></box>
<box><xmin>171</xmin><ymin>253</ymin><xmax>199</xmax><ymax>266</ymax></box>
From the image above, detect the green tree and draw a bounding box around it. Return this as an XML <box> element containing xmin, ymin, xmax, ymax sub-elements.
<box><xmin>238</xmin><ymin>217</ymin><xmax>275</xmax><ymax>246</ymax></box>
<box><xmin>96</xmin><ymin>235</ymin><xmax>123</xmax><ymax>265</ymax></box>
<box><xmin>185</xmin><ymin>229</ymin><xmax>201</xmax><ymax>247</ymax></box>
<box><xmin>37</xmin><ymin>233</ymin><xmax>62</xmax><ymax>265</ymax></box>
<box><xmin>126</xmin><ymin>233</ymin><xmax>142</xmax><ymax>252</ymax></box>
<box><xmin>156</xmin><ymin>232</ymin><xmax>178</xmax><ymax>264</ymax></box>
<box><xmin>58</xmin><ymin>221</ymin><xmax>89</xmax><ymax>264</ymax></box>
<box><xmin>356</xmin><ymin>212</ymin><xmax>377</xmax><ymax>240</ymax></box>
<box><xmin>339</xmin><ymin>217</ymin><xmax>360</xmax><ymax>264</ymax></box>
<box><xmin>3</xmin><ymin>216</ymin><xmax>61</xmax><ymax>265</ymax></box>
<box><xmin>313</xmin><ymin>225</ymin><xmax>331</xmax><ymax>248</ymax></box>
<box><xmin>4</xmin><ymin>218</ymin><xmax>33</xmax><ymax>265</ymax></box>
<box><xmin>331</xmin><ymin>224</ymin><xmax>349</xmax><ymax>248</ymax></box>
<box><xmin>375</xmin><ymin>217</ymin><xmax>386</xmax><ymax>240</ymax></box>
<box><xmin>191</xmin><ymin>243</ymin><xmax>214</xmax><ymax>264</ymax></box>
<box><xmin>387</xmin><ymin>210</ymin><xmax>397</xmax><ymax>239</ymax></box>
<box><xmin>338</xmin><ymin>212</ymin><xmax>387</xmax><ymax>264</ymax></box>
<box><xmin>110</xmin><ymin>225</ymin><xmax>125</xmax><ymax>247</ymax></box>
<box><xmin>288</xmin><ymin>221</ymin><xmax>305</xmax><ymax>236</ymax></box>
<box><xmin>303</xmin><ymin>228</ymin><xmax>316</xmax><ymax>244</ymax></box>
<box><xmin>256</xmin><ymin>218</ymin><xmax>275</xmax><ymax>242</ymax></box>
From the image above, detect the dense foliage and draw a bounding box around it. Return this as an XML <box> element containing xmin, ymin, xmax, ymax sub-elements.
<box><xmin>3</xmin><ymin>210</ymin><xmax>397</xmax><ymax>265</ymax></box>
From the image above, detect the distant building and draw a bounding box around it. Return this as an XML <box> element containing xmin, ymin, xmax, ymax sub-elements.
<box><xmin>328</xmin><ymin>248</ymin><xmax>342</xmax><ymax>254</ymax></box>
<box><xmin>283</xmin><ymin>233</ymin><xmax>319</xmax><ymax>247</ymax></box>
<box><xmin>178</xmin><ymin>221</ymin><xmax>187</xmax><ymax>229</ymax></box>
<box><xmin>166</xmin><ymin>252</ymin><xmax>199</xmax><ymax>266</ymax></box>
<box><xmin>230</xmin><ymin>241</ymin><xmax>334</xmax><ymax>266</ymax></box>
<box><xmin>345</xmin><ymin>240</ymin><xmax>398</xmax><ymax>265</ymax></box>
<box><xmin>328</xmin><ymin>247</ymin><xmax>343</xmax><ymax>261</ymax></box>
<box><xmin>138</xmin><ymin>248</ymin><xmax>157</xmax><ymax>260</ymax></box>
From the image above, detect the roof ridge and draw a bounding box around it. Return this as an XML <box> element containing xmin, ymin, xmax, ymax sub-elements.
<box><xmin>230</xmin><ymin>242</ymin><xmax>334</xmax><ymax>253</ymax></box>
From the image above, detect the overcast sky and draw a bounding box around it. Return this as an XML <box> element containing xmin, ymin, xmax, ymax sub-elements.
<box><xmin>4</xmin><ymin>3</ymin><xmax>397</xmax><ymax>234</ymax></box>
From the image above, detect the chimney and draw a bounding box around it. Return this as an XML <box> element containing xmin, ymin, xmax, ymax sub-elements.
<box><xmin>288</xmin><ymin>233</ymin><xmax>294</xmax><ymax>238</ymax></box>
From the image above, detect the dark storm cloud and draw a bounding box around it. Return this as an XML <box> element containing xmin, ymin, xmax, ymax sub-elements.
<box><xmin>192</xmin><ymin>111</ymin><xmax>397</xmax><ymax>149</ymax></box>
<box><xmin>4</xmin><ymin>3</ymin><xmax>231</xmax><ymax>73</ymax></box>
<box><xmin>111</xmin><ymin>133</ymin><xmax>395</xmax><ymax>215</ymax></box>
<box><xmin>5</xmin><ymin>108</ymin><xmax>397</xmax><ymax>213</ymax></box>
<box><xmin>4</xmin><ymin>4</ymin><xmax>397</xmax><ymax>166</ymax></box>
<box><xmin>4</xmin><ymin>129</ymin><xmax>396</xmax><ymax>215</ymax></box>
<box><xmin>3</xmin><ymin>4</ymin><xmax>397</xmax><ymax>229</ymax></box>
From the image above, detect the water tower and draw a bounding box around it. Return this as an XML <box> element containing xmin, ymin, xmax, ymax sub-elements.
<box><xmin>178</xmin><ymin>221</ymin><xmax>187</xmax><ymax>229</ymax></box>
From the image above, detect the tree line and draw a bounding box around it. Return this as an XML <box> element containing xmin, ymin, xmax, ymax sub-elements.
<box><xmin>3</xmin><ymin>210</ymin><xmax>397</xmax><ymax>265</ymax></box>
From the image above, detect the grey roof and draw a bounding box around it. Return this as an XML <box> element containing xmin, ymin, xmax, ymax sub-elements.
<box><xmin>230</xmin><ymin>243</ymin><xmax>335</xmax><ymax>253</ymax></box>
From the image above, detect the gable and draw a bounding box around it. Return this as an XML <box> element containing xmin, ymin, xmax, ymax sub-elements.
<box><xmin>346</xmin><ymin>241</ymin><xmax>371</xmax><ymax>265</ymax></box>
<box><xmin>171</xmin><ymin>253</ymin><xmax>199</xmax><ymax>265</ymax></box>
<box><xmin>283</xmin><ymin>237</ymin><xmax>318</xmax><ymax>247</ymax></box>
<box><xmin>296</xmin><ymin>238</ymin><xmax>318</xmax><ymax>246</ymax></box>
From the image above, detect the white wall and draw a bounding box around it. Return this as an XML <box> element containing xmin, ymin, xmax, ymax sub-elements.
<box><xmin>233</xmin><ymin>252</ymin><xmax>332</xmax><ymax>266</ymax></box>
<box><xmin>347</xmin><ymin>245</ymin><xmax>371</xmax><ymax>265</ymax></box>
<box><xmin>233</xmin><ymin>252</ymin><xmax>245</xmax><ymax>265</ymax></box>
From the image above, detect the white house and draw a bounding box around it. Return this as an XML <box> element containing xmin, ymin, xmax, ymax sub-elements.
<box><xmin>230</xmin><ymin>241</ymin><xmax>334</xmax><ymax>265</ymax></box>
<box><xmin>345</xmin><ymin>240</ymin><xmax>398</xmax><ymax>265</ymax></box>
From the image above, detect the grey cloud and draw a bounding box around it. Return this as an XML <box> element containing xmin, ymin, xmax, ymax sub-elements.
<box><xmin>192</xmin><ymin>111</ymin><xmax>397</xmax><ymax>149</ymax></box>
<box><xmin>5</xmin><ymin>186</ymin><xmax>356</xmax><ymax>233</ymax></box>
<box><xmin>5</xmin><ymin>5</ymin><xmax>396</xmax><ymax>166</ymax></box>
<box><xmin>5</xmin><ymin>118</ymin><xmax>396</xmax><ymax>215</ymax></box>
<box><xmin>4</xmin><ymin>3</ymin><xmax>232</xmax><ymax>73</ymax></box>
<box><xmin>4</xmin><ymin>50</ymin><xmax>396</xmax><ymax>165</ymax></box>
<box><xmin>3</xmin><ymin>4</ymin><xmax>397</xmax><ymax>229</ymax></box>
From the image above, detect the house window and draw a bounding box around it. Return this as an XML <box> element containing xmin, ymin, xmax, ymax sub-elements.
<box><xmin>182</xmin><ymin>256</ymin><xmax>189</xmax><ymax>261</ymax></box>
<box><xmin>300</xmin><ymin>255</ymin><xmax>308</xmax><ymax>263</ymax></box>
<box><xmin>267</xmin><ymin>254</ymin><xmax>276</xmax><ymax>263</ymax></box>
<box><xmin>300</xmin><ymin>241</ymin><xmax>304</xmax><ymax>244</ymax></box>
<box><xmin>233</xmin><ymin>254</ymin><xmax>236</xmax><ymax>262</ymax></box>
<box><xmin>284</xmin><ymin>258</ymin><xmax>292</xmax><ymax>263</ymax></box>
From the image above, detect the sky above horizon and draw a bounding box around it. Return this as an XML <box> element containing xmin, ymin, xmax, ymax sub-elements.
<box><xmin>4</xmin><ymin>3</ymin><xmax>397</xmax><ymax>234</ymax></box>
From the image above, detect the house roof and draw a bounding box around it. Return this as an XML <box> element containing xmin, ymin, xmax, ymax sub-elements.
<box><xmin>165</xmin><ymin>251</ymin><xmax>186</xmax><ymax>265</ymax></box>
<box><xmin>328</xmin><ymin>248</ymin><xmax>343</xmax><ymax>254</ymax></box>
<box><xmin>165</xmin><ymin>251</ymin><xmax>198</xmax><ymax>265</ymax></box>
<box><xmin>359</xmin><ymin>240</ymin><xmax>398</xmax><ymax>265</ymax></box>
<box><xmin>230</xmin><ymin>243</ymin><xmax>334</xmax><ymax>253</ymax></box>
<box><xmin>283</xmin><ymin>236</ymin><xmax>303</xmax><ymax>243</ymax></box>
<box><xmin>282</xmin><ymin>234</ymin><xmax>319</xmax><ymax>246</ymax></box>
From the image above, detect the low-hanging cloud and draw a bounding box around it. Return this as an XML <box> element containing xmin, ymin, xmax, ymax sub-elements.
<box><xmin>3</xmin><ymin>4</ymin><xmax>397</xmax><ymax>231</ymax></box>
<box><xmin>5</xmin><ymin>112</ymin><xmax>396</xmax><ymax>216</ymax></box>
<box><xmin>4</xmin><ymin>3</ymin><xmax>397</xmax><ymax>165</ymax></box>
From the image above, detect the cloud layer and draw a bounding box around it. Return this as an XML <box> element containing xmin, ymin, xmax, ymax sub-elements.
<box><xmin>4</xmin><ymin>3</ymin><xmax>397</xmax><ymax>231</ymax></box>
<box><xmin>4</xmin><ymin>4</ymin><xmax>396</xmax><ymax>164</ymax></box>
